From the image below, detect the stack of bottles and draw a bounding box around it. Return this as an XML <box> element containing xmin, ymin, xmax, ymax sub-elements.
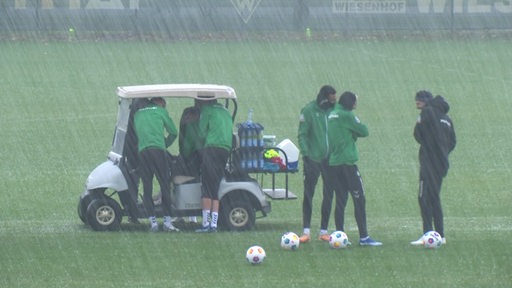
<box><xmin>237</xmin><ymin>109</ymin><xmax>265</xmax><ymax>170</ymax></box>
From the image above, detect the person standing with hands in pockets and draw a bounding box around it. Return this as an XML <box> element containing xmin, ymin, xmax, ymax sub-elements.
<box><xmin>326</xmin><ymin>91</ymin><xmax>382</xmax><ymax>246</ymax></box>
<box><xmin>410</xmin><ymin>91</ymin><xmax>456</xmax><ymax>245</ymax></box>
<box><xmin>297</xmin><ymin>85</ymin><xmax>337</xmax><ymax>243</ymax></box>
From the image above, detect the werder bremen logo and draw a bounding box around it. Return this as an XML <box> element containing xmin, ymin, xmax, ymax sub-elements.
<box><xmin>231</xmin><ymin>0</ymin><xmax>262</xmax><ymax>23</ymax></box>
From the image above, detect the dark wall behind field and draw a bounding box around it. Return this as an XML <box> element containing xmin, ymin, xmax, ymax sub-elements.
<box><xmin>1</xmin><ymin>0</ymin><xmax>511</xmax><ymax>35</ymax></box>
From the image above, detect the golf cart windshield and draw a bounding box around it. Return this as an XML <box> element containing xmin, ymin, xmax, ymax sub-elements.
<box><xmin>110</xmin><ymin>98</ymin><xmax>131</xmax><ymax>162</ymax></box>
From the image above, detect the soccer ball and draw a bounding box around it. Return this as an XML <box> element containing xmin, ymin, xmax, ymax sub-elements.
<box><xmin>246</xmin><ymin>245</ymin><xmax>266</xmax><ymax>264</ymax></box>
<box><xmin>422</xmin><ymin>231</ymin><xmax>443</xmax><ymax>249</ymax></box>
<box><xmin>280</xmin><ymin>232</ymin><xmax>300</xmax><ymax>250</ymax></box>
<box><xmin>329</xmin><ymin>231</ymin><xmax>349</xmax><ymax>249</ymax></box>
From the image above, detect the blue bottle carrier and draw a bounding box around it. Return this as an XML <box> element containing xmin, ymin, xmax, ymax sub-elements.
<box><xmin>236</xmin><ymin>122</ymin><xmax>298</xmax><ymax>199</ymax></box>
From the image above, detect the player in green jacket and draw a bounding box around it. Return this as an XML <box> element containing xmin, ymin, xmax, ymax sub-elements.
<box><xmin>134</xmin><ymin>97</ymin><xmax>178</xmax><ymax>232</ymax></box>
<box><xmin>195</xmin><ymin>100</ymin><xmax>233</xmax><ymax>232</ymax></box>
<box><xmin>178</xmin><ymin>101</ymin><xmax>203</xmax><ymax>176</ymax></box>
<box><xmin>297</xmin><ymin>85</ymin><xmax>337</xmax><ymax>243</ymax></box>
<box><xmin>326</xmin><ymin>91</ymin><xmax>382</xmax><ymax>246</ymax></box>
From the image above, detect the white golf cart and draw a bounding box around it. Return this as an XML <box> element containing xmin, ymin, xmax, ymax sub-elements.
<box><xmin>77</xmin><ymin>84</ymin><xmax>271</xmax><ymax>231</ymax></box>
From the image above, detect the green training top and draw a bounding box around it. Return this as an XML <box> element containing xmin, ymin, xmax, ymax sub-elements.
<box><xmin>134</xmin><ymin>103</ymin><xmax>178</xmax><ymax>152</ymax></box>
<box><xmin>198</xmin><ymin>102</ymin><xmax>233</xmax><ymax>151</ymax></box>
<box><xmin>179</xmin><ymin>106</ymin><xmax>203</xmax><ymax>158</ymax></box>
<box><xmin>298</xmin><ymin>100</ymin><xmax>333</xmax><ymax>162</ymax></box>
<box><xmin>327</xmin><ymin>103</ymin><xmax>368</xmax><ymax>166</ymax></box>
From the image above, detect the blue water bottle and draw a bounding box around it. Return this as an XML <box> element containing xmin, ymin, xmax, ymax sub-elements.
<box><xmin>240</xmin><ymin>149</ymin><xmax>247</xmax><ymax>169</ymax></box>
<box><xmin>239</xmin><ymin>125</ymin><xmax>246</xmax><ymax>147</ymax></box>
<box><xmin>258</xmin><ymin>150</ymin><xmax>264</xmax><ymax>169</ymax></box>
<box><xmin>246</xmin><ymin>109</ymin><xmax>254</xmax><ymax>147</ymax></box>
<box><xmin>256</xmin><ymin>123</ymin><xmax>264</xmax><ymax>147</ymax></box>
<box><xmin>247</xmin><ymin>126</ymin><xmax>254</xmax><ymax>147</ymax></box>
<box><xmin>247</xmin><ymin>150</ymin><xmax>253</xmax><ymax>169</ymax></box>
<box><xmin>251</xmin><ymin>150</ymin><xmax>258</xmax><ymax>169</ymax></box>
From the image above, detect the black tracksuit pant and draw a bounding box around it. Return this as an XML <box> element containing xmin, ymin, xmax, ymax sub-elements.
<box><xmin>302</xmin><ymin>157</ymin><xmax>329</xmax><ymax>230</ymax></box>
<box><xmin>418</xmin><ymin>165</ymin><xmax>445</xmax><ymax>237</ymax></box>
<box><xmin>139</xmin><ymin>148</ymin><xmax>171</xmax><ymax>217</ymax></box>
<box><xmin>327</xmin><ymin>164</ymin><xmax>368</xmax><ymax>238</ymax></box>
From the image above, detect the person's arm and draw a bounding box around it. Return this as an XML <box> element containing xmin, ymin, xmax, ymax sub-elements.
<box><xmin>297</xmin><ymin>108</ymin><xmax>310</xmax><ymax>157</ymax></box>
<box><xmin>414</xmin><ymin>107</ymin><xmax>434</xmax><ymax>145</ymax></box>
<box><xmin>197</xmin><ymin>107</ymin><xmax>209</xmax><ymax>140</ymax></box>
<box><xmin>347</xmin><ymin>112</ymin><xmax>368</xmax><ymax>138</ymax></box>
<box><xmin>162</xmin><ymin>110</ymin><xmax>178</xmax><ymax>147</ymax></box>
<box><xmin>448</xmin><ymin>120</ymin><xmax>456</xmax><ymax>153</ymax></box>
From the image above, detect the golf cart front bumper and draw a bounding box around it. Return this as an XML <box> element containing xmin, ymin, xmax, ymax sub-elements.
<box><xmin>261</xmin><ymin>201</ymin><xmax>271</xmax><ymax>215</ymax></box>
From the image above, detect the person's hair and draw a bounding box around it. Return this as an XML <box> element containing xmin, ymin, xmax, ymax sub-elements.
<box><xmin>316</xmin><ymin>85</ymin><xmax>336</xmax><ymax>109</ymax></box>
<box><xmin>197</xmin><ymin>99</ymin><xmax>217</xmax><ymax>106</ymax></box>
<box><xmin>415</xmin><ymin>90</ymin><xmax>433</xmax><ymax>103</ymax></box>
<box><xmin>339</xmin><ymin>91</ymin><xmax>357</xmax><ymax>110</ymax></box>
<box><xmin>318</xmin><ymin>85</ymin><xmax>336</xmax><ymax>98</ymax></box>
<box><xmin>151</xmin><ymin>97</ymin><xmax>166</xmax><ymax>107</ymax></box>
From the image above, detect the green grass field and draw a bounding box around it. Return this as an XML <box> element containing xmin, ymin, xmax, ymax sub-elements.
<box><xmin>1</xmin><ymin>35</ymin><xmax>511</xmax><ymax>287</ymax></box>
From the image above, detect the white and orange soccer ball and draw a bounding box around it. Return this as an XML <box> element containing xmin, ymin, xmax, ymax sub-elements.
<box><xmin>280</xmin><ymin>232</ymin><xmax>300</xmax><ymax>251</ymax></box>
<box><xmin>246</xmin><ymin>245</ymin><xmax>266</xmax><ymax>264</ymax></box>
<box><xmin>329</xmin><ymin>231</ymin><xmax>350</xmax><ymax>249</ymax></box>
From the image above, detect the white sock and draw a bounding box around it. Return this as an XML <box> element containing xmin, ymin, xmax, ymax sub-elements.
<box><xmin>163</xmin><ymin>216</ymin><xmax>172</xmax><ymax>226</ymax></box>
<box><xmin>303</xmin><ymin>228</ymin><xmax>310</xmax><ymax>235</ymax></box>
<box><xmin>149</xmin><ymin>216</ymin><xmax>157</xmax><ymax>227</ymax></box>
<box><xmin>211</xmin><ymin>212</ymin><xmax>218</xmax><ymax>228</ymax></box>
<box><xmin>202</xmin><ymin>210</ymin><xmax>210</xmax><ymax>227</ymax></box>
<box><xmin>320</xmin><ymin>229</ymin><xmax>328</xmax><ymax>235</ymax></box>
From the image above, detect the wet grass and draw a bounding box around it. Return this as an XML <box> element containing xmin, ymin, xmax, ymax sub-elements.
<box><xmin>0</xmin><ymin>36</ymin><xmax>511</xmax><ymax>287</ymax></box>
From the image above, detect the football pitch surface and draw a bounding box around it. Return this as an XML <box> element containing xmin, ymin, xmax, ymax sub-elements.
<box><xmin>1</xmin><ymin>35</ymin><xmax>511</xmax><ymax>287</ymax></box>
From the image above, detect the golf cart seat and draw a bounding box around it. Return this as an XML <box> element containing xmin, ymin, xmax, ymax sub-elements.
<box><xmin>173</xmin><ymin>175</ymin><xmax>197</xmax><ymax>184</ymax></box>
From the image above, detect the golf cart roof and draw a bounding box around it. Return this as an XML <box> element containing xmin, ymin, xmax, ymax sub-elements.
<box><xmin>117</xmin><ymin>84</ymin><xmax>237</xmax><ymax>100</ymax></box>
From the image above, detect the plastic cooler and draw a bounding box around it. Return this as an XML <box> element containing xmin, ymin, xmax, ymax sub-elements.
<box><xmin>276</xmin><ymin>139</ymin><xmax>299</xmax><ymax>171</ymax></box>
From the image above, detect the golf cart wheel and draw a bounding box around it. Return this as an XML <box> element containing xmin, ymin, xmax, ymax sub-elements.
<box><xmin>86</xmin><ymin>198</ymin><xmax>122</xmax><ymax>231</ymax></box>
<box><xmin>78</xmin><ymin>193</ymin><xmax>95</xmax><ymax>224</ymax></box>
<box><xmin>219</xmin><ymin>199</ymin><xmax>255</xmax><ymax>231</ymax></box>
<box><xmin>77</xmin><ymin>201</ymin><xmax>86</xmax><ymax>224</ymax></box>
<box><xmin>78</xmin><ymin>189</ymin><xmax>105</xmax><ymax>224</ymax></box>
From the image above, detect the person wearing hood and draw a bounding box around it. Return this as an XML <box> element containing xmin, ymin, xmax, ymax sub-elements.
<box><xmin>325</xmin><ymin>91</ymin><xmax>382</xmax><ymax>246</ymax></box>
<box><xmin>411</xmin><ymin>91</ymin><xmax>456</xmax><ymax>245</ymax></box>
<box><xmin>297</xmin><ymin>85</ymin><xmax>337</xmax><ymax>243</ymax></box>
